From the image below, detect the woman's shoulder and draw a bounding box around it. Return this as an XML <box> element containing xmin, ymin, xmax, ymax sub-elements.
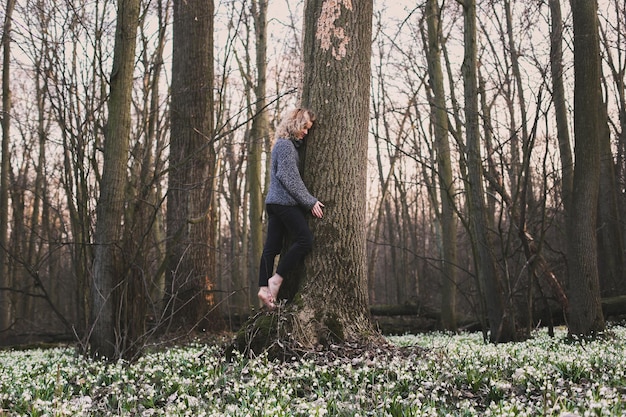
<box><xmin>273</xmin><ymin>138</ymin><xmax>295</xmax><ymax>152</ymax></box>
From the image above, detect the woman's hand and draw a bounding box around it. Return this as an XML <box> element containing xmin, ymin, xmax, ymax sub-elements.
<box><xmin>311</xmin><ymin>201</ymin><xmax>324</xmax><ymax>218</ymax></box>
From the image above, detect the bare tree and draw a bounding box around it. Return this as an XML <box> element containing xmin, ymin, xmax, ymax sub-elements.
<box><xmin>122</xmin><ymin>0</ymin><xmax>170</xmax><ymax>352</ymax></box>
<box><xmin>165</xmin><ymin>0</ymin><xmax>219</xmax><ymax>331</ymax></box>
<box><xmin>247</xmin><ymin>0</ymin><xmax>270</xmax><ymax>310</ymax></box>
<box><xmin>90</xmin><ymin>0</ymin><xmax>141</xmax><ymax>359</ymax></box>
<box><xmin>596</xmin><ymin>41</ymin><xmax>624</xmax><ymax>297</ymax></box>
<box><xmin>599</xmin><ymin>0</ymin><xmax>626</xmax><ymax>297</ymax></box>
<box><xmin>0</xmin><ymin>0</ymin><xmax>17</xmax><ymax>332</ymax></box>
<box><xmin>550</xmin><ymin>0</ymin><xmax>573</xmax><ymax>215</ymax></box>
<box><xmin>425</xmin><ymin>0</ymin><xmax>458</xmax><ymax>331</ymax></box>
<box><xmin>566</xmin><ymin>0</ymin><xmax>605</xmax><ymax>337</ymax></box>
<box><xmin>461</xmin><ymin>0</ymin><xmax>515</xmax><ymax>342</ymax></box>
<box><xmin>40</xmin><ymin>0</ymin><xmax>115</xmax><ymax>334</ymax></box>
<box><xmin>233</xmin><ymin>0</ymin><xmax>379</xmax><ymax>355</ymax></box>
<box><xmin>295</xmin><ymin>0</ymin><xmax>377</xmax><ymax>345</ymax></box>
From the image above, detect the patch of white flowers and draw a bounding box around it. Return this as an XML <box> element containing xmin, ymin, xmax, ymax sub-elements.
<box><xmin>1</xmin><ymin>325</ymin><xmax>625</xmax><ymax>416</ymax></box>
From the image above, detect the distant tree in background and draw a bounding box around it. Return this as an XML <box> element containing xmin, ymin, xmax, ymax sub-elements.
<box><xmin>566</xmin><ymin>0</ymin><xmax>605</xmax><ymax>337</ymax></box>
<box><xmin>0</xmin><ymin>0</ymin><xmax>16</xmax><ymax>332</ymax></box>
<box><xmin>247</xmin><ymin>0</ymin><xmax>270</xmax><ymax>311</ymax></box>
<box><xmin>165</xmin><ymin>0</ymin><xmax>219</xmax><ymax>332</ymax></box>
<box><xmin>425</xmin><ymin>0</ymin><xmax>458</xmax><ymax>332</ymax></box>
<box><xmin>90</xmin><ymin>0</ymin><xmax>141</xmax><ymax>360</ymax></box>
<box><xmin>462</xmin><ymin>0</ymin><xmax>516</xmax><ymax>343</ymax></box>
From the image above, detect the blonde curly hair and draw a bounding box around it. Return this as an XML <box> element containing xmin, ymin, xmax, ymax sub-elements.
<box><xmin>275</xmin><ymin>108</ymin><xmax>316</xmax><ymax>139</ymax></box>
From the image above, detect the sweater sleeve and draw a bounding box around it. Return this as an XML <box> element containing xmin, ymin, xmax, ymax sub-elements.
<box><xmin>274</xmin><ymin>141</ymin><xmax>318</xmax><ymax>209</ymax></box>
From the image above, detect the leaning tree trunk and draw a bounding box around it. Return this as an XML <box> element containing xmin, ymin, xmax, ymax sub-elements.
<box><xmin>566</xmin><ymin>0</ymin><xmax>605</xmax><ymax>336</ymax></box>
<box><xmin>90</xmin><ymin>0</ymin><xmax>141</xmax><ymax>360</ymax></box>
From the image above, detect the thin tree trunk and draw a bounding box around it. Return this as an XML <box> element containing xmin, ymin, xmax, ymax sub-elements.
<box><xmin>503</xmin><ymin>0</ymin><xmax>529</xmax><ymax>197</ymax></box>
<box><xmin>425</xmin><ymin>0</ymin><xmax>457</xmax><ymax>331</ymax></box>
<box><xmin>140</xmin><ymin>0</ymin><xmax>168</xmax><ymax>316</ymax></box>
<box><xmin>368</xmin><ymin>83</ymin><xmax>412</xmax><ymax>304</ymax></box>
<box><xmin>90</xmin><ymin>0</ymin><xmax>141</xmax><ymax>359</ymax></box>
<box><xmin>0</xmin><ymin>0</ymin><xmax>17</xmax><ymax>332</ymax></box>
<box><xmin>248</xmin><ymin>0</ymin><xmax>269</xmax><ymax>310</ymax></box>
<box><xmin>22</xmin><ymin>67</ymin><xmax>49</xmax><ymax>321</ymax></box>
<box><xmin>599</xmin><ymin>1</ymin><xmax>626</xmax><ymax>297</ymax></box>
<box><xmin>549</xmin><ymin>0</ymin><xmax>573</xmax><ymax>215</ymax></box>
<box><xmin>596</xmin><ymin>85</ymin><xmax>624</xmax><ymax>297</ymax></box>
<box><xmin>462</xmin><ymin>0</ymin><xmax>515</xmax><ymax>343</ymax></box>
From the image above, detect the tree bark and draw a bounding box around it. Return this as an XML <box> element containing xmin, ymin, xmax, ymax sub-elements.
<box><xmin>139</xmin><ymin>0</ymin><xmax>168</xmax><ymax>315</ymax></box>
<box><xmin>247</xmin><ymin>0</ymin><xmax>269</xmax><ymax>310</ymax></box>
<box><xmin>274</xmin><ymin>0</ymin><xmax>378</xmax><ymax>347</ymax></box>
<box><xmin>0</xmin><ymin>0</ymin><xmax>16</xmax><ymax>332</ymax></box>
<box><xmin>165</xmin><ymin>0</ymin><xmax>218</xmax><ymax>332</ymax></box>
<box><xmin>462</xmin><ymin>0</ymin><xmax>515</xmax><ymax>343</ymax></box>
<box><xmin>425</xmin><ymin>0</ymin><xmax>458</xmax><ymax>331</ymax></box>
<box><xmin>599</xmin><ymin>2</ymin><xmax>626</xmax><ymax>297</ymax></box>
<box><xmin>596</xmin><ymin>88</ymin><xmax>624</xmax><ymax>297</ymax></box>
<box><xmin>567</xmin><ymin>0</ymin><xmax>606</xmax><ymax>336</ymax></box>
<box><xmin>90</xmin><ymin>0</ymin><xmax>140</xmax><ymax>359</ymax></box>
<box><xmin>549</xmin><ymin>0</ymin><xmax>573</xmax><ymax>216</ymax></box>
<box><xmin>120</xmin><ymin>0</ymin><xmax>169</xmax><ymax>357</ymax></box>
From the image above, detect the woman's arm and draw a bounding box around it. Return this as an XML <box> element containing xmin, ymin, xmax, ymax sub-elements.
<box><xmin>274</xmin><ymin>141</ymin><xmax>318</xmax><ymax>209</ymax></box>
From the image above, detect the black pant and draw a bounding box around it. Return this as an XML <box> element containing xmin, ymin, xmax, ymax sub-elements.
<box><xmin>258</xmin><ymin>204</ymin><xmax>313</xmax><ymax>287</ymax></box>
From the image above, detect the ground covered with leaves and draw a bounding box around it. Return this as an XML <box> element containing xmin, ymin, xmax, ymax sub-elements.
<box><xmin>1</xmin><ymin>325</ymin><xmax>625</xmax><ymax>416</ymax></box>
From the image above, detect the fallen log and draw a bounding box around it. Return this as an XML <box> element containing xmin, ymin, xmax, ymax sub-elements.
<box><xmin>369</xmin><ymin>303</ymin><xmax>439</xmax><ymax>319</ymax></box>
<box><xmin>369</xmin><ymin>296</ymin><xmax>626</xmax><ymax>335</ymax></box>
<box><xmin>602</xmin><ymin>295</ymin><xmax>626</xmax><ymax>319</ymax></box>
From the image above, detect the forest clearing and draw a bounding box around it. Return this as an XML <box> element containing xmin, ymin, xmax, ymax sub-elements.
<box><xmin>2</xmin><ymin>324</ymin><xmax>625</xmax><ymax>416</ymax></box>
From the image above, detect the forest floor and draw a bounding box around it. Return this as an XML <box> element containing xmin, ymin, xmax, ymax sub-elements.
<box><xmin>1</xmin><ymin>323</ymin><xmax>625</xmax><ymax>416</ymax></box>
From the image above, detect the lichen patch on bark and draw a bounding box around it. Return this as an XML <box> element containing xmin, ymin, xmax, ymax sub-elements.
<box><xmin>315</xmin><ymin>0</ymin><xmax>352</xmax><ymax>60</ymax></box>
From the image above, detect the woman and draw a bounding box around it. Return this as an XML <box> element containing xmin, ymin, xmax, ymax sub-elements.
<box><xmin>258</xmin><ymin>108</ymin><xmax>325</xmax><ymax>309</ymax></box>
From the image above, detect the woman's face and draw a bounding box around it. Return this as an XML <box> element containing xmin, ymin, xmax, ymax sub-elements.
<box><xmin>295</xmin><ymin>120</ymin><xmax>314</xmax><ymax>140</ymax></box>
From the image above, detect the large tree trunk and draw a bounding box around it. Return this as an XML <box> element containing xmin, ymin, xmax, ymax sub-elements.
<box><xmin>165</xmin><ymin>0</ymin><xmax>218</xmax><ymax>332</ymax></box>
<box><xmin>425</xmin><ymin>0</ymin><xmax>457</xmax><ymax>331</ymax></box>
<box><xmin>90</xmin><ymin>0</ymin><xmax>140</xmax><ymax>360</ymax></box>
<box><xmin>291</xmin><ymin>0</ymin><xmax>376</xmax><ymax>346</ymax></box>
<box><xmin>567</xmin><ymin>0</ymin><xmax>605</xmax><ymax>336</ymax></box>
<box><xmin>0</xmin><ymin>0</ymin><xmax>16</xmax><ymax>332</ymax></box>
<box><xmin>233</xmin><ymin>0</ymin><xmax>378</xmax><ymax>355</ymax></box>
<box><xmin>462</xmin><ymin>0</ymin><xmax>515</xmax><ymax>343</ymax></box>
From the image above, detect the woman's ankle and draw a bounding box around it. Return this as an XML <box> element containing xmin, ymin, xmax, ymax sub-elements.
<box><xmin>268</xmin><ymin>274</ymin><xmax>283</xmax><ymax>299</ymax></box>
<box><xmin>258</xmin><ymin>286</ymin><xmax>276</xmax><ymax>309</ymax></box>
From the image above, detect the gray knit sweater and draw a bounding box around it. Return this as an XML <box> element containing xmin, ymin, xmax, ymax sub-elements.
<box><xmin>265</xmin><ymin>138</ymin><xmax>318</xmax><ymax>209</ymax></box>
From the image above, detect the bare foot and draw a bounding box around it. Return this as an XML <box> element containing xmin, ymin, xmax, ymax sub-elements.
<box><xmin>258</xmin><ymin>287</ymin><xmax>276</xmax><ymax>310</ymax></box>
<box><xmin>268</xmin><ymin>274</ymin><xmax>283</xmax><ymax>301</ymax></box>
